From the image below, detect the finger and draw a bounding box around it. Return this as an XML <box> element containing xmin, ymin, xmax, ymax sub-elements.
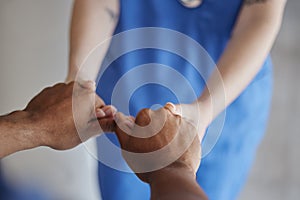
<box><xmin>96</xmin><ymin>108</ymin><xmax>106</xmax><ymax>118</ymax></box>
<box><xmin>164</xmin><ymin>102</ymin><xmax>182</xmax><ymax>116</ymax></box>
<box><xmin>115</xmin><ymin>112</ymin><xmax>135</xmax><ymax>130</ymax></box>
<box><xmin>102</xmin><ymin>105</ymin><xmax>118</xmax><ymax>117</ymax></box>
<box><xmin>129</xmin><ymin>115</ymin><xmax>135</xmax><ymax>121</ymax></box>
<box><xmin>114</xmin><ymin>112</ymin><xmax>133</xmax><ymax>144</ymax></box>
<box><xmin>98</xmin><ymin>117</ymin><xmax>116</xmax><ymax>132</ymax></box>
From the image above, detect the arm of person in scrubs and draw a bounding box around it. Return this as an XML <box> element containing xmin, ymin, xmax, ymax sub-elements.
<box><xmin>176</xmin><ymin>0</ymin><xmax>287</xmax><ymax>131</ymax></box>
<box><xmin>114</xmin><ymin>103</ymin><xmax>208</xmax><ymax>200</ymax></box>
<box><xmin>0</xmin><ymin>81</ymin><xmax>116</xmax><ymax>158</ymax></box>
<box><xmin>66</xmin><ymin>0</ymin><xmax>119</xmax><ymax>82</ymax></box>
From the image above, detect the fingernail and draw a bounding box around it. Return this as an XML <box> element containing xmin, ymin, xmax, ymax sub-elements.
<box><xmin>104</xmin><ymin>108</ymin><xmax>112</xmax><ymax>116</ymax></box>
<box><xmin>166</xmin><ymin>102</ymin><xmax>176</xmax><ymax>109</ymax></box>
<box><xmin>96</xmin><ymin>108</ymin><xmax>106</xmax><ymax>117</ymax></box>
<box><xmin>103</xmin><ymin>106</ymin><xmax>118</xmax><ymax>116</ymax></box>
<box><xmin>165</xmin><ymin>102</ymin><xmax>182</xmax><ymax>116</ymax></box>
<box><xmin>165</xmin><ymin>102</ymin><xmax>176</xmax><ymax>112</ymax></box>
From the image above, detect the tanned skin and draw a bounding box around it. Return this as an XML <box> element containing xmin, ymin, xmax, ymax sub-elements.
<box><xmin>115</xmin><ymin>103</ymin><xmax>208</xmax><ymax>200</ymax></box>
<box><xmin>0</xmin><ymin>81</ymin><xmax>116</xmax><ymax>158</ymax></box>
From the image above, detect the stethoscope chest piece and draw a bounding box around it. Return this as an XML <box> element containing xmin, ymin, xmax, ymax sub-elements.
<box><xmin>178</xmin><ymin>0</ymin><xmax>203</xmax><ymax>8</ymax></box>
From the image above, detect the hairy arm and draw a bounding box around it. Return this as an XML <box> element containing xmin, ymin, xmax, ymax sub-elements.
<box><xmin>186</xmin><ymin>0</ymin><xmax>287</xmax><ymax>125</ymax></box>
<box><xmin>0</xmin><ymin>111</ymin><xmax>39</xmax><ymax>158</ymax></box>
<box><xmin>67</xmin><ymin>0</ymin><xmax>119</xmax><ymax>82</ymax></box>
<box><xmin>0</xmin><ymin>82</ymin><xmax>116</xmax><ymax>158</ymax></box>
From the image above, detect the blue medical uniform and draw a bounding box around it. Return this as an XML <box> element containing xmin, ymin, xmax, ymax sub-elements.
<box><xmin>96</xmin><ymin>0</ymin><xmax>273</xmax><ymax>200</ymax></box>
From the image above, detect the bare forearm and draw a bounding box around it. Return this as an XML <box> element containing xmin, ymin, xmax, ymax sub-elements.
<box><xmin>197</xmin><ymin>0</ymin><xmax>286</xmax><ymax>123</ymax></box>
<box><xmin>0</xmin><ymin>111</ymin><xmax>39</xmax><ymax>158</ymax></box>
<box><xmin>149</xmin><ymin>167</ymin><xmax>208</xmax><ymax>200</ymax></box>
<box><xmin>68</xmin><ymin>0</ymin><xmax>119</xmax><ymax>82</ymax></box>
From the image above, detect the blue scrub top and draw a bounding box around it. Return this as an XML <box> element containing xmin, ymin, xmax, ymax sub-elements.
<box><xmin>96</xmin><ymin>0</ymin><xmax>273</xmax><ymax>200</ymax></box>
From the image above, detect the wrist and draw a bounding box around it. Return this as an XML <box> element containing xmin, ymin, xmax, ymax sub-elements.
<box><xmin>193</xmin><ymin>99</ymin><xmax>213</xmax><ymax>126</ymax></box>
<box><xmin>179</xmin><ymin>102</ymin><xmax>211</xmax><ymax>129</ymax></box>
<box><xmin>4</xmin><ymin>111</ymin><xmax>41</xmax><ymax>150</ymax></box>
<box><xmin>148</xmin><ymin>162</ymin><xmax>196</xmax><ymax>186</ymax></box>
<box><xmin>148</xmin><ymin>163</ymin><xmax>207</xmax><ymax>200</ymax></box>
<box><xmin>66</xmin><ymin>71</ymin><xmax>77</xmax><ymax>83</ymax></box>
<box><xmin>66</xmin><ymin>63</ymin><xmax>80</xmax><ymax>83</ymax></box>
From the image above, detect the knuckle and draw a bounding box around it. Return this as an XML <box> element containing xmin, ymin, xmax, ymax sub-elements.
<box><xmin>135</xmin><ymin>108</ymin><xmax>151</xmax><ymax>126</ymax></box>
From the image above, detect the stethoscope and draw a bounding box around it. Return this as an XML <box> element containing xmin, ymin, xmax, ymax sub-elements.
<box><xmin>178</xmin><ymin>0</ymin><xmax>203</xmax><ymax>8</ymax></box>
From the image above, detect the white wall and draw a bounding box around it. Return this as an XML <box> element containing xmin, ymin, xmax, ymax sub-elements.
<box><xmin>240</xmin><ymin>0</ymin><xmax>300</xmax><ymax>199</ymax></box>
<box><xmin>0</xmin><ymin>1</ymin><xmax>100</xmax><ymax>199</ymax></box>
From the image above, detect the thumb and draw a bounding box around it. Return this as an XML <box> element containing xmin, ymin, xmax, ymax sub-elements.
<box><xmin>164</xmin><ymin>102</ymin><xmax>182</xmax><ymax>117</ymax></box>
<box><xmin>114</xmin><ymin>112</ymin><xmax>134</xmax><ymax>148</ymax></box>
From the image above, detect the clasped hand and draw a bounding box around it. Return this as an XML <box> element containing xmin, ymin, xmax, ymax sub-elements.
<box><xmin>24</xmin><ymin>81</ymin><xmax>206</xmax><ymax>181</ymax></box>
<box><xmin>114</xmin><ymin>102</ymin><xmax>206</xmax><ymax>183</ymax></box>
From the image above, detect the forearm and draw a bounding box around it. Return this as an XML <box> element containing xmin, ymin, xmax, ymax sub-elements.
<box><xmin>0</xmin><ymin>111</ymin><xmax>39</xmax><ymax>158</ymax></box>
<box><xmin>197</xmin><ymin>0</ymin><xmax>286</xmax><ymax>123</ymax></box>
<box><xmin>67</xmin><ymin>0</ymin><xmax>119</xmax><ymax>82</ymax></box>
<box><xmin>149</xmin><ymin>166</ymin><xmax>208</xmax><ymax>200</ymax></box>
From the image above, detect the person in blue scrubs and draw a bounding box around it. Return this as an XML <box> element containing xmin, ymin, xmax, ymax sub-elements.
<box><xmin>67</xmin><ymin>0</ymin><xmax>286</xmax><ymax>199</ymax></box>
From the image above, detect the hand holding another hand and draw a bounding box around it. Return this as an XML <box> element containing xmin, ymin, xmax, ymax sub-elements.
<box><xmin>114</xmin><ymin>103</ymin><xmax>203</xmax><ymax>183</ymax></box>
<box><xmin>24</xmin><ymin>81</ymin><xmax>116</xmax><ymax>150</ymax></box>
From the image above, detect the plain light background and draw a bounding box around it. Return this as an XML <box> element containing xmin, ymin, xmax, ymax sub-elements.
<box><xmin>0</xmin><ymin>1</ymin><xmax>100</xmax><ymax>200</ymax></box>
<box><xmin>0</xmin><ymin>0</ymin><xmax>299</xmax><ymax>199</ymax></box>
